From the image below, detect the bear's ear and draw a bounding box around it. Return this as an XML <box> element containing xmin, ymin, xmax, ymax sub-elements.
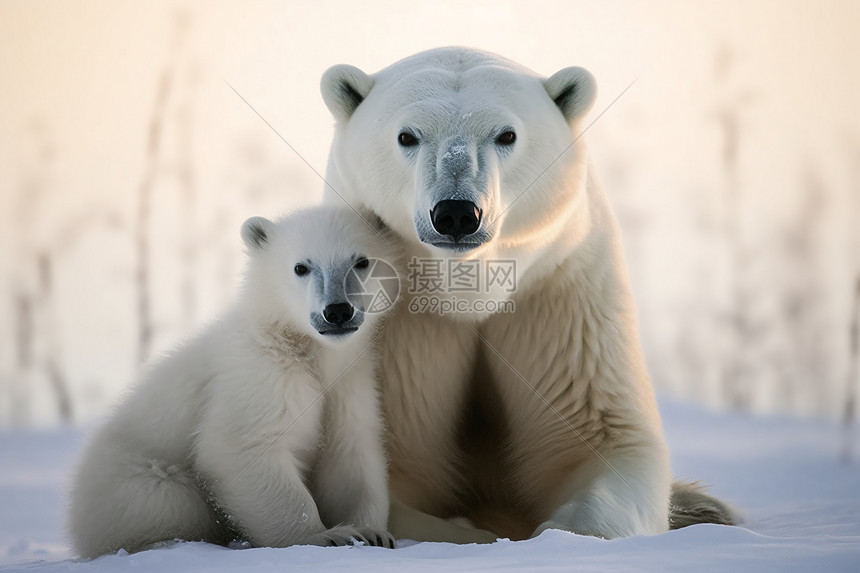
<box><xmin>320</xmin><ymin>64</ymin><xmax>374</xmax><ymax>123</ymax></box>
<box><xmin>241</xmin><ymin>216</ymin><xmax>274</xmax><ymax>251</ymax></box>
<box><xmin>544</xmin><ymin>66</ymin><xmax>597</xmax><ymax>124</ymax></box>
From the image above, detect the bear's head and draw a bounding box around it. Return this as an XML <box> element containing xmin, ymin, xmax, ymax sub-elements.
<box><xmin>240</xmin><ymin>207</ymin><xmax>402</xmax><ymax>345</ymax></box>
<box><xmin>321</xmin><ymin>47</ymin><xmax>597</xmax><ymax>291</ymax></box>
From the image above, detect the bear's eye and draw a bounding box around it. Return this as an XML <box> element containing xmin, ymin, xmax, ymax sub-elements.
<box><xmin>354</xmin><ymin>257</ymin><xmax>370</xmax><ymax>269</ymax></box>
<box><xmin>294</xmin><ymin>263</ymin><xmax>309</xmax><ymax>276</ymax></box>
<box><xmin>496</xmin><ymin>130</ymin><xmax>516</xmax><ymax>145</ymax></box>
<box><xmin>398</xmin><ymin>132</ymin><xmax>419</xmax><ymax>147</ymax></box>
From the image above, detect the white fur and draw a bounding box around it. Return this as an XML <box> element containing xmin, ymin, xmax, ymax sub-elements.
<box><xmin>321</xmin><ymin>47</ymin><xmax>672</xmax><ymax>541</ymax></box>
<box><xmin>68</xmin><ymin>206</ymin><xmax>401</xmax><ymax>557</ymax></box>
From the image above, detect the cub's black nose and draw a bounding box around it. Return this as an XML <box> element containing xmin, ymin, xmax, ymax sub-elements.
<box><xmin>430</xmin><ymin>200</ymin><xmax>481</xmax><ymax>240</ymax></box>
<box><xmin>323</xmin><ymin>303</ymin><xmax>354</xmax><ymax>325</ymax></box>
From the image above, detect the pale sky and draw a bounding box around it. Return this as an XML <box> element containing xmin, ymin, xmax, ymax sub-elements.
<box><xmin>1</xmin><ymin>0</ymin><xmax>858</xmax><ymax>425</ymax></box>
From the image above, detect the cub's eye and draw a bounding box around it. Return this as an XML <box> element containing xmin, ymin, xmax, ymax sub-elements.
<box><xmin>398</xmin><ymin>132</ymin><xmax>419</xmax><ymax>147</ymax></box>
<box><xmin>354</xmin><ymin>257</ymin><xmax>370</xmax><ymax>269</ymax></box>
<box><xmin>496</xmin><ymin>130</ymin><xmax>516</xmax><ymax>145</ymax></box>
<box><xmin>294</xmin><ymin>264</ymin><xmax>309</xmax><ymax>276</ymax></box>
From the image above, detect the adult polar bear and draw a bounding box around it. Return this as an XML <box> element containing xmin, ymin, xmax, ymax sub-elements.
<box><xmin>320</xmin><ymin>47</ymin><xmax>733</xmax><ymax>542</ymax></box>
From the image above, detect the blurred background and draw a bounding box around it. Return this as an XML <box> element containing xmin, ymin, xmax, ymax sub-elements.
<box><xmin>0</xmin><ymin>0</ymin><xmax>858</xmax><ymax>429</ymax></box>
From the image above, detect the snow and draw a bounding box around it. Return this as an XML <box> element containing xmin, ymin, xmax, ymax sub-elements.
<box><xmin>1</xmin><ymin>397</ymin><xmax>858</xmax><ymax>572</ymax></box>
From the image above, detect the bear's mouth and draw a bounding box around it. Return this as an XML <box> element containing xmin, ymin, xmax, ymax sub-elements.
<box><xmin>318</xmin><ymin>327</ymin><xmax>360</xmax><ymax>336</ymax></box>
<box><xmin>429</xmin><ymin>241</ymin><xmax>483</xmax><ymax>252</ymax></box>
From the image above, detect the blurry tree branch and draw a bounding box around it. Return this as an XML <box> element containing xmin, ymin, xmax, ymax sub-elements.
<box><xmin>841</xmin><ymin>134</ymin><xmax>860</xmax><ymax>462</ymax></box>
<box><xmin>843</xmin><ymin>277</ymin><xmax>859</xmax><ymax>463</ymax></box>
<box><xmin>711</xmin><ymin>44</ymin><xmax>757</xmax><ymax>410</ymax></box>
<box><xmin>134</xmin><ymin>12</ymin><xmax>188</xmax><ymax>364</ymax></box>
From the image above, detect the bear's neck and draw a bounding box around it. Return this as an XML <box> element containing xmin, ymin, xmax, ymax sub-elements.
<box><xmin>507</xmin><ymin>167</ymin><xmax>623</xmax><ymax>297</ymax></box>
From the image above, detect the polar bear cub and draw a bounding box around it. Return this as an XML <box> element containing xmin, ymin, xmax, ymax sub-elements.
<box><xmin>68</xmin><ymin>206</ymin><xmax>402</xmax><ymax>558</ymax></box>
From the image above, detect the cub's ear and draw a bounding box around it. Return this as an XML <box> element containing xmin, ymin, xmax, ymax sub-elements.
<box><xmin>321</xmin><ymin>64</ymin><xmax>374</xmax><ymax>123</ymax></box>
<box><xmin>241</xmin><ymin>216</ymin><xmax>274</xmax><ymax>251</ymax></box>
<box><xmin>544</xmin><ymin>66</ymin><xmax>597</xmax><ymax>124</ymax></box>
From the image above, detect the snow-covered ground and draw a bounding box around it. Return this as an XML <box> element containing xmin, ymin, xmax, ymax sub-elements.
<box><xmin>2</xmin><ymin>397</ymin><xmax>858</xmax><ymax>572</ymax></box>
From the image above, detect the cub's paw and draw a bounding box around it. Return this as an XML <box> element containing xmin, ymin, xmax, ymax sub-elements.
<box><xmin>304</xmin><ymin>526</ymin><xmax>367</xmax><ymax>547</ymax></box>
<box><xmin>304</xmin><ymin>526</ymin><xmax>395</xmax><ymax>548</ymax></box>
<box><xmin>354</xmin><ymin>527</ymin><xmax>396</xmax><ymax>549</ymax></box>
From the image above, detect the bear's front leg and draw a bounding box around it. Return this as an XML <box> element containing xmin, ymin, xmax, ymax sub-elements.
<box><xmin>532</xmin><ymin>441</ymin><xmax>671</xmax><ymax>539</ymax></box>
<box><xmin>485</xmin><ymin>332</ymin><xmax>673</xmax><ymax>539</ymax></box>
<box><xmin>481</xmin><ymin>260</ymin><xmax>672</xmax><ymax>540</ymax></box>
<box><xmin>311</xmin><ymin>362</ymin><xmax>394</xmax><ymax>548</ymax></box>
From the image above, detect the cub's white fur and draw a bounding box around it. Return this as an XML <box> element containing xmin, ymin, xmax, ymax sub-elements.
<box><xmin>321</xmin><ymin>47</ymin><xmax>734</xmax><ymax>542</ymax></box>
<box><xmin>68</xmin><ymin>206</ymin><xmax>401</xmax><ymax>557</ymax></box>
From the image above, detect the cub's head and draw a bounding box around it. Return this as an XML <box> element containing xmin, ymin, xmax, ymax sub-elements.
<box><xmin>321</xmin><ymin>47</ymin><xmax>597</xmax><ymax>264</ymax></box>
<box><xmin>240</xmin><ymin>207</ymin><xmax>402</xmax><ymax>345</ymax></box>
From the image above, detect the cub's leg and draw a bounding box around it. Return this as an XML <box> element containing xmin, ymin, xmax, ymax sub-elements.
<box><xmin>196</xmin><ymin>368</ymin><xmax>371</xmax><ymax>547</ymax></box>
<box><xmin>312</xmin><ymin>359</ymin><xmax>394</xmax><ymax>548</ymax></box>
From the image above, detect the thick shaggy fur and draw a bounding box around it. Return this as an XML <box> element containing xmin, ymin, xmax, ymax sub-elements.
<box><xmin>68</xmin><ymin>207</ymin><xmax>401</xmax><ymax>557</ymax></box>
<box><xmin>321</xmin><ymin>47</ymin><xmax>736</xmax><ymax>542</ymax></box>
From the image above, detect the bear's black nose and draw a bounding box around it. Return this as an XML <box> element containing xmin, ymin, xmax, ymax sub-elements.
<box><xmin>323</xmin><ymin>302</ymin><xmax>354</xmax><ymax>325</ymax></box>
<box><xmin>430</xmin><ymin>200</ymin><xmax>482</xmax><ymax>240</ymax></box>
